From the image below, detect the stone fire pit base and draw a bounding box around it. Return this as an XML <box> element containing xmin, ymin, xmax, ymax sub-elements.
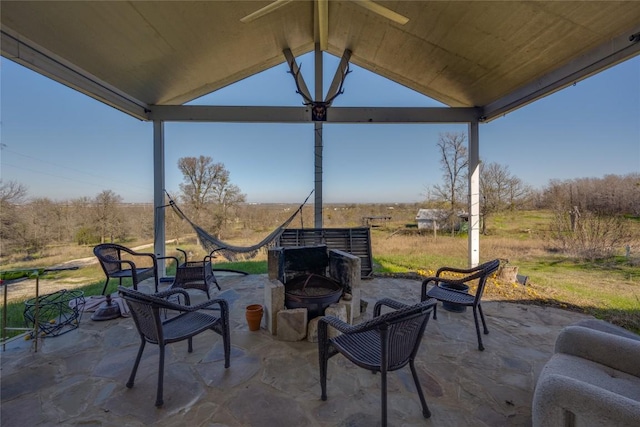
<box><xmin>264</xmin><ymin>246</ymin><xmax>361</xmax><ymax>341</ymax></box>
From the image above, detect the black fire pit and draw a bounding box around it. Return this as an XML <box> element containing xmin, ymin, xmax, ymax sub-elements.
<box><xmin>284</xmin><ymin>273</ymin><xmax>343</xmax><ymax>319</ymax></box>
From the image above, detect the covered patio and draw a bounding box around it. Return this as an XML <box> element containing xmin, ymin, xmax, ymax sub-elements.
<box><xmin>2</xmin><ymin>1</ymin><xmax>639</xmax><ymax>267</ymax></box>
<box><xmin>1</xmin><ymin>274</ymin><xmax>590</xmax><ymax>426</ymax></box>
<box><xmin>1</xmin><ymin>2</ymin><xmax>638</xmax><ymax>425</ymax></box>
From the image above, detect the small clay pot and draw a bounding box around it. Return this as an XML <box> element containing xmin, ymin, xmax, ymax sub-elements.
<box><xmin>245</xmin><ymin>304</ymin><xmax>263</xmax><ymax>331</ymax></box>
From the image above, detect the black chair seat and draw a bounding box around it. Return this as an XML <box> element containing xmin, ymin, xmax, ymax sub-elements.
<box><xmin>425</xmin><ymin>285</ymin><xmax>475</xmax><ymax>305</ymax></box>
<box><xmin>161</xmin><ymin>311</ymin><xmax>222</xmax><ymax>343</ymax></box>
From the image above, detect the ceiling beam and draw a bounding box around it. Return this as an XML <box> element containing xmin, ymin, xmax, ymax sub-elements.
<box><xmin>328</xmin><ymin>107</ymin><xmax>481</xmax><ymax>123</ymax></box>
<box><xmin>1</xmin><ymin>29</ymin><xmax>149</xmax><ymax>120</ymax></box>
<box><xmin>149</xmin><ymin>105</ymin><xmax>480</xmax><ymax>123</ymax></box>
<box><xmin>149</xmin><ymin>105</ymin><xmax>311</xmax><ymax>122</ymax></box>
<box><xmin>240</xmin><ymin>0</ymin><xmax>293</xmax><ymax>23</ymax></box>
<box><xmin>483</xmin><ymin>24</ymin><xmax>640</xmax><ymax>122</ymax></box>
<box><xmin>316</xmin><ymin>0</ymin><xmax>329</xmax><ymax>51</ymax></box>
<box><xmin>324</xmin><ymin>49</ymin><xmax>351</xmax><ymax>104</ymax></box>
<box><xmin>283</xmin><ymin>48</ymin><xmax>313</xmax><ymax>103</ymax></box>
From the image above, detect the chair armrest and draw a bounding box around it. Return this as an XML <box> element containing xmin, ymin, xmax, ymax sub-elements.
<box><xmin>119</xmin><ymin>249</ymin><xmax>158</xmax><ymax>273</ymax></box>
<box><xmin>187</xmin><ymin>298</ymin><xmax>229</xmax><ymax>313</ymax></box>
<box><xmin>533</xmin><ymin>373</ymin><xmax>640</xmax><ymax>427</ymax></box>
<box><xmin>106</xmin><ymin>258</ymin><xmax>136</xmax><ymax>270</ymax></box>
<box><xmin>176</xmin><ymin>248</ymin><xmax>188</xmax><ymax>263</ymax></box>
<box><xmin>157</xmin><ymin>255</ymin><xmax>180</xmax><ymax>268</ymax></box>
<box><xmin>123</xmin><ymin>248</ymin><xmax>157</xmax><ymax>262</ymax></box>
<box><xmin>119</xmin><ymin>286</ymin><xmax>228</xmax><ymax>314</ymax></box>
<box><xmin>555</xmin><ymin>325</ymin><xmax>640</xmax><ymax>377</ymax></box>
<box><xmin>205</xmin><ymin>249</ymin><xmax>223</xmax><ymax>262</ymax></box>
<box><xmin>436</xmin><ymin>265</ymin><xmax>479</xmax><ymax>277</ymax></box>
<box><xmin>319</xmin><ymin>315</ymin><xmax>356</xmax><ymax>335</ymax></box>
<box><xmin>154</xmin><ymin>288</ymin><xmax>227</xmax><ymax>313</ymax></box>
<box><xmin>154</xmin><ymin>288</ymin><xmax>191</xmax><ymax>305</ymax></box>
<box><xmin>373</xmin><ymin>298</ymin><xmax>409</xmax><ymax>317</ymax></box>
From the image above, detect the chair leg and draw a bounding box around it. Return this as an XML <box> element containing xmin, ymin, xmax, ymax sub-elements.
<box><xmin>472</xmin><ymin>306</ymin><xmax>485</xmax><ymax>351</ymax></box>
<box><xmin>432</xmin><ymin>303</ymin><xmax>438</xmax><ymax>320</ymax></box>
<box><xmin>319</xmin><ymin>347</ymin><xmax>328</xmax><ymax>401</ymax></box>
<box><xmin>156</xmin><ymin>343</ymin><xmax>165</xmax><ymax>407</ymax></box>
<box><xmin>381</xmin><ymin>368</ymin><xmax>388</xmax><ymax>427</ymax></box>
<box><xmin>101</xmin><ymin>278</ymin><xmax>111</xmax><ymax>296</ymax></box>
<box><xmin>187</xmin><ymin>337</ymin><xmax>193</xmax><ymax>353</ymax></box>
<box><xmin>127</xmin><ymin>339</ymin><xmax>146</xmax><ymax>388</ymax></box>
<box><xmin>222</xmin><ymin>321</ymin><xmax>231</xmax><ymax>369</ymax></box>
<box><xmin>409</xmin><ymin>359</ymin><xmax>431</xmax><ymax>418</ymax></box>
<box><xmin>478</xmin><ymin>303</ymin><xmax>489</xmax><ymax>334</ymax></box>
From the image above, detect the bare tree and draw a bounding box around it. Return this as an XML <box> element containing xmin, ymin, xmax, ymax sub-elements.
<box><xmin>178</xmin><ymin>156</ymin><xmax>246</xmax><ymax>237</ymax></box>
<box><xmin>549</xmin><ymin>209</ymin><xmax>633</xmax><ymax>261</ymax></box>
<box><xmin>23</xmin><ymin>197</ymin><xmax>59</xmax><ymax>252</ymax></box>
<box><xmin>93</xmin><ymin>190</ymin><xmax>125</xmax><ymax>243</ymax></box>
<box><xmin>479</xmin><ymin>162</ymin><xmax>532</xmax><ymax>234</ymax></box>
<box><xmin>540</xmin><ymin>173</ymin><xmax>640</xmax><ymax>216</ymax></box>
<box><xmin>430</xmin><ymin>132</ymin><xmax>468</xmax><ymax>234</ymax></box>
<box><xmin>0</xmin><ymin>180</ymin><xmax>28</xmax><ymax>253</ymax></box>
<box><xmin>71</xmin><ymin>197</ymin><xmax>99</xmax><ymax>244</ymax></box>
<box><xmin>0</xmin><ymin>180</ymin><xmax>27</xmax><ymax>204</ymax></box>
<box><xmin>210</xmin><ymin>167</ymin><xmax>246</xmax><ymax>234</ymax></box>
<box><xmin>431</xmin><ymin>132</ymin><xmax>468</xmax><ymax>211</ymax></box>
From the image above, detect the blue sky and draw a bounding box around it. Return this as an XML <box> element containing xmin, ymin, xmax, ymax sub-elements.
<box><xmin>1</xmin><ymin>53</ymin><xmax>639</xmax><ymax>204</ymax></box>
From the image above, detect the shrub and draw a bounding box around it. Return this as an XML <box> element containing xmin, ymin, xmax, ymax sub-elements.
<box><xmin>549</xmin><ymin>210</ymin><xmax>633</xmax><ymax>261</ymax></box>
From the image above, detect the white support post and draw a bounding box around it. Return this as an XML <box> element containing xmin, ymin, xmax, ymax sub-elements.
<box><xmin>314</xmin><ymin>44</ymin><xmax>323</xmax><ymax>228</ymax></box>
<box><xmin>153</xmin><ymin>120</ymin><xmax>166</xmax><ymax>275</ymax></box>
<box><xmin>468</xmin><ymin>121</ymin><xmax>480</xmax><ymax>267</ymax></box>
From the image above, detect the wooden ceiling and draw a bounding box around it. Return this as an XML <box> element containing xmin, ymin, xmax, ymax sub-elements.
<box><xmin>2</xmin><ymin>1</ymin><xmax>639</xmax><ymax>121</ymax></box>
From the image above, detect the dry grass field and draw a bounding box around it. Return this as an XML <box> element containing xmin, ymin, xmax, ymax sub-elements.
<box><xmin>2</xmin><ymin>209</ymin><xmax>639</xmax><ymax>334</ymax></box>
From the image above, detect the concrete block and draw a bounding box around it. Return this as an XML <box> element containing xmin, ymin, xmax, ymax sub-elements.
<box><xmin>264</xmin><ymin>279</ymin><xmax>285</xmax><ymax>335</ymax></box>
<box><xmin>329</xmin><ymin>249</ymin><xmax>362</xmax><ymax>320</ymax></box>
<box><xmin>307</xmin><ymin>317</ymin><xmax>320</xmax><ymax>343</ymax></box>
<box><xmin>277</xmin><ymin>308</ymin><xmax>307</xmax><ymax>341</ymax></box>
<box><xmin>267</xmin><ymin>248</ymin><xmax>283</xmax><ymax>280</ymax></box>
<box><xmin>325</xmin><ymin>303</ymin><xmax>348</xmax><ymax>339</ymax></box>
<box><xmin>337</xmin><ymin>298</ymin><xmax>352</xmax><ymax>324</ymax></box>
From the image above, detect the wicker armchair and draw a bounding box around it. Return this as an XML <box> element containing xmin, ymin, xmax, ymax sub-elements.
<box><xmin>118</xmin><ymin>286</ymin><xmax>230</xmax><ymax>407</ymax></box>
<box><xmin>169</xmin><ymin>248</ymin><xmax>221</xmax><ymax>298</ymax></box>
<box><xmin>94</xmin><ymin>243</ymin><xmax>178</xmax><ymax>295</ymax></box>
<box><xmin>421</xmin><ymin>258</ymin><xmax>501</xmax><ymax>351</ymax></box>
<box><xmin>318</xmin><ymin>298</ymin><xmax>437</xmax><ymax>427</ymax></box>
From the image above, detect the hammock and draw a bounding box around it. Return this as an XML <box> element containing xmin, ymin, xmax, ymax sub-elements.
<box><xmin>165</xmin><ymin>190</ymin><xmax>312</xmax><ymax>262</ymax></box>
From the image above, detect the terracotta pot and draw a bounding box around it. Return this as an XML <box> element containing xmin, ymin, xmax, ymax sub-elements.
<box><xmin>245</xmin><ymin>304</ymin><xmax>263</xmax><ymax>331</ymax></box>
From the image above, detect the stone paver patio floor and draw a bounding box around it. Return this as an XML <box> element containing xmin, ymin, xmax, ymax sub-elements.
<box><xmin>0</xmin><ymin>274</ymin><xmax>590</xmax><ymax>426</ymax></box>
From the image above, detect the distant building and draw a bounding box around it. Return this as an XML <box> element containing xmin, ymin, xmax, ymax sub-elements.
<box><xmin>415</xmin><ymin>209</ymin><xmax>468</xmax><ymax>231</ymax></box>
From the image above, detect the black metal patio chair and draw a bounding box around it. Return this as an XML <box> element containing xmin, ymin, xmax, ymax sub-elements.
<box><xmin>169</xmin><ymin>248</ymin><xmax>221</xmax><ymax>298</ymax></box>
<box><xmin>421</xmin><ymin>258</ymin><xmax>501</xmax><ymax>351</ymax></box>
<box><xmin>118</xmin><ymin>286</ymin><xmax>230</xmax><ymax>407</ymax></box>
<box><xmin>318</xmin><ymin>298</ymin><xmax>437</xmax><ymax>427</ymax></box>
<box><xmin>94</xmin><ymin>243</ymin><xmax>178</xmax><ymax>295</ymax></box>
